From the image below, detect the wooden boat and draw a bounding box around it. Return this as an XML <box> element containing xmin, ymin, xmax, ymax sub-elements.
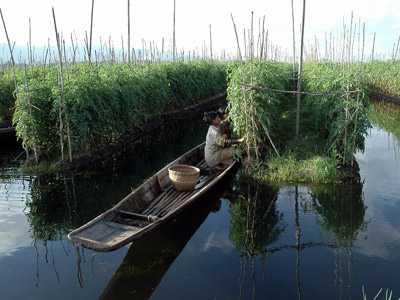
<box><xmin>68</xmin><ymin>142</ymin><xmax>236</xmax><ymax>252</ymax></box>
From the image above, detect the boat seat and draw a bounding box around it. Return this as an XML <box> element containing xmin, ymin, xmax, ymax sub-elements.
<box><xmin>118</xmin><ymin>210</ymin><xmax>158</xmax><ymax>221</ymax></box>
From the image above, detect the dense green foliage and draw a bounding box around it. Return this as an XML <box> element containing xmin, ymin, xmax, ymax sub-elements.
<box><xmin>0</xmin><ymin>73</ymin><xmax>16</xmax><ymax>123</ymax></box>
<box><xmin>302</xmin><ymin>62</ymin><xmax>371</xmax><ymax>161</ymax></box>
<box><xmin>10</xmin><ymin>61</ymin><xmax>227</xmax><ymax>160</ymax></box>
<box><xmin>1</xmin><ymin>58</ymin><xmax>397</xmax><ymax>170</ymax></box>
<box><xmin>227</xmin><ymin>61</ymin><xmax>292</xmax><ymax>144</ymax></box>
<box><xmin>226</xmin><ymin>60</ymin><xmax>371</xmax><ymax>183</ymax></box>
<box><xmin>363</xmin><ymin>60</ymin><xmax>400</xmax><ymax>98</ymax></box>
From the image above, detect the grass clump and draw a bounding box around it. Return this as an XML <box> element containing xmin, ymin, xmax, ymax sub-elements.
<box><xmin>263</xmin><ymin>151</ymin><xmax>346</xmax><ymax>183</ymax></box>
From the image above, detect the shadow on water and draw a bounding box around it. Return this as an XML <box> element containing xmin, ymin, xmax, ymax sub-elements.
<box><xmin>99</xmin><ymin>174</ymin><xmax>235</xmax><ymax>300</ymax></box>
<box><xmin>228</xmin><ymin>171</ymin><xmax>367</xmax><ymax>300</ymax></box>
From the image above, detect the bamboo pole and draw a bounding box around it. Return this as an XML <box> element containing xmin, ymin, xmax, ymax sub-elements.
<box><xmin>231</xmin><ymin>14</ymin><xmax>251</xmax><ymax>160</ymax></box>
<box><xmin>161</xmin><ymin>38</ymin><xmax>164</xmax><ymax>62</ymax></box>
<box><xmin>173</xmin><ymin>0</ymin><xmax>176</xmax><ymax>61</ymax></box>
<box><xmin>343</xmin><ymin>12</ymin><xmax>353</xmax><ymax>165</ymax></box>
<box><xmin>265</xmin><ymin>29</ymin><xmax>268</xmax><ymax>61</ymax></box>
<box><xmin>209</xmin><ymin>24</ymin><xmax>213</xmax><ymax>60</ymax></box>
<box><xmin>249</xmin><ymin>12</ymin><xmax>259</xmax><ymax>162</ymax></box>
<box><xmin>23</xmin><ymin>64</ymin><xmax>38</xmax><ymax>163</ymax></box>
<box><xmin>127</xmin><ymin>0</ymin><xmax>131</xmax><ymax>64</ymax></box>
<box><xmin>295</xmin><ymin>0</ymin><xmax>306</xmax><ymax>141</ymax></box>
<box><xmin>52</xmin><ymin>7</ymin><xmax>72</xmax><ymax>162</ymax></box>
<box><xmin>88</xmin><ymin>0</ymin><xmax>95</xmax><ymax>65</ymax></box>
<box><xmin>63</xmin><ymin>39</ymin><xmax>70</xmax><ymax>80</ymax></box>
<box><xmin>350</xmin><ymin>22</ymin><xmax>365</xmax><ymax>166</ymax></box>
<box><xmin>28</xmin><ymin>18</ymin><xmax>34</xmax><ymax>78</ymax></box>
<box><xmin>243</xmin><ymin>29</ymin><xmax>247</xmax><ymax>59</ymax></box>
<box><xmin>394</xmin><ymin>35</ymin><xmax>400</xmax><ymax>61</ymax></box>
<box><xmin>291</xmin><ymin>0</ymin><xmax>296</xmax><ymax>91</ymax></box>
<box><xmin>371</xmin><ymin>32</ymin><xmax>376</xmax><ymax>60</ymax></box>
<box><xmin>258</xmin><ymin>16</ymin><xmax>265</xmax><ymax>66</ymax></box>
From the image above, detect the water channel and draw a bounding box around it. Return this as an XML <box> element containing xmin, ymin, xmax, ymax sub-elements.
<box><xmin>0</xmin><ymin>101</ymin><xmax>399</xmax><ymax>300</ymax></box>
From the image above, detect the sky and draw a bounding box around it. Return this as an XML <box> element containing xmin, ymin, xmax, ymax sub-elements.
<box><xmin>0</xmin><ymin>0</ymin><xmax>399</xmax><ymax>60</ymax></box>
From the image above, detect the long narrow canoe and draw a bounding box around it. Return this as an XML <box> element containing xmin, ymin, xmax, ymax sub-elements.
<box><xmin>68</xmin><ymin>142</ymin><xmax>236</xmax><ymax>252</ymax></box>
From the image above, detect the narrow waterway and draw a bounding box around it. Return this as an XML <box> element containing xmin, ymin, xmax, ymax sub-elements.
<box><xmin>0</xmin><ymin>102</ymin><xmax>399</xmax><ymax>299</ymax></box>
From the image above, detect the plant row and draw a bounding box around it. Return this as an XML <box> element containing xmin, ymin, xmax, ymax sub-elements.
<box><xmin>9</xmin><ymin>61</ymin><xmax>227</xmax><ymax>161</ymax></box>
<box><xmin>226</xmin><ymin>61</ymin><xmax>292</xmax><ymax>147</ymax></box>
<box><xmin>363</xmin><ymin>60</ymin><xmax>400</xmax><ymax>98</ymax></box>
<box><xmin>226</xmin><ymin>60</ymin><xmax>371</xmax><ymax>176</ymax></box>
<box><xmin>301</xmin><ymin>62</ymin><xmax>371</xmax><ymax>162</ymax></box>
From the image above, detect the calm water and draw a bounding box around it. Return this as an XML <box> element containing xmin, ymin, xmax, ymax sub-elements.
<box><xmin>1</xmin><ymin>104</ymin><xmax>400</xmax><ymax>300</ymax></box>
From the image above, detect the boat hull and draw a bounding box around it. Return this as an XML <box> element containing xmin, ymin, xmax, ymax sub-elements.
<box><xmin>68</xmin><ymin>143</ymin><xmax>236</xmax><ymax>252</ymax></box>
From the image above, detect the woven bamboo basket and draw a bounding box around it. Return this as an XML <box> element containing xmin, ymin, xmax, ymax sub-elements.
<box><xmin>168</xmin><ymin>164</ymin><xmax>200</xmax><ymax>191</ymax></box>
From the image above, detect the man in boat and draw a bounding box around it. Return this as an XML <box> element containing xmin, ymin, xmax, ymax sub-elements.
<box><xmin>205</xmin><ymin>111</ymin><xmax>243</xmax><ymax>169</ymax></box>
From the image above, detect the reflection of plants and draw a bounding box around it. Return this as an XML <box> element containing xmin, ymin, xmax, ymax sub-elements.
<box><xmin>229</xmin><ymin>171</ymin><xmax>285</xmax><ymax>257</ymax></box>
<box><xmin>25</xmin><ymin>175</ymin><xmax>76</xmax><ymax>241</ymax></box>
<box><xmin>310</xmin><ymin>183</ymin><xmax>367</xmax><ymax>247</ymax></box>
<box><xmin>369</xmin><ymin>100</ymin><xmax>400</xmax><ymax>145</ymax></box>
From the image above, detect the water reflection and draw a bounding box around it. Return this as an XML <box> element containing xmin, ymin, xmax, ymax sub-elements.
<box><xmin>0</xmin><ymin>117</ymin><xmax>210</xmax><ymax>297</ymax></box>
<box><xmin>310</xmin><ymin>184</ymin><xmax>367</xmax><ymax>248</ymax></box>
<box><xmin>229</xmin><ymin>173</ymin><xmax>285</xmax><ymax>299</ymax></box>
<box><xmin>229</xmin><ymin>172</ymin><xmax>367</xmax><ymax>300</ymax></box>
<box><xmin>309</xmin><ymin>183</ymin><xmax>367</xmax><ymax>299</ymax></box>
<box><xmin>369</xmin><ymin>100</ymin><xmax>400</xmax><ymax>148</ymax></box>
<box><xmin>99</xmin><ymin>180</ymin><xmax>233</xmax><ymax>300</ymax></box>
<box><xmin>3</xmin><ymin>101</ymin><xmax>400</xmax><ymax>298</ymax></box>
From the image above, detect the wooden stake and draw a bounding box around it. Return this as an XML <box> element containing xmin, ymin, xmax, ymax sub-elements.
<box><xmin>52</xmin><ymin>7</ymin><xmax>72</xmax><ymax>162</ymax></box>
<box><xmin>128</xmin><ymin>0</ymin><xmax>131</xmax><ymax>63</ymax></box>
<box><xmin>343</xmin><ymin>12</ymin><xmax>353</xmax><ymax>164</ymax></box>
<box><xmin>258</xmin><ymin>16</ymin><xmax>265</xmax><ymax>66</ymax></box>
<box><xmin>209</xmin><ymin>24</ymin><xmax>213</xmax><ymax>60</ymax></box>
<box><xmin>23</xmin><ymin>64</ymin><xmax>38</xmax><ymax>163</ymax></box>
<box><xmin>28</xmin><ymin>18</ymin><xmax>34</xmax><ymax>78</ymax></box>
<box><xmin>231</xmin><ymin>14</ymin><xmax>251</xmax><ymax>159</ymax></box>
<box><xmin>351</xmin><ymin>22</ymin><xmax>365</xmax><ymax>166</ymax></box>
<box><xmin>394</xmin><ymin>35</ymin><xmax>400</xmax><ymax>60</ymax></box>
<box><xmin>371</xmin><ymin>32</ymin><xmax>376</xmax><ymax>60</ymax></box>
<box><xmin>249</xmin><ymin>12</ymin><xmax>259</xmax><ymax>162</ymax></box>
<box><xmin>89</xmin><ymin>0</ymin><xmax>95</xmax><ymax>65</ymax></box>
<box><xmin>295</xmin><ymin>0</ymin><xmax>306</xmax><ymax>141</ymax></box>
<box><xmin>173</xmin><ymin>0</ymin><xmax>176</xmax><ymax>61</ymax></box>
<box><xmin>291</xmin><ymin>0</ymin><xmax>296</xmax><ymax>91</ymax></box>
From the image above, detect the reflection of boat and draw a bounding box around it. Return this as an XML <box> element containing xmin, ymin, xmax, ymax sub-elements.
<box><xmin>68</xmin><ymin>142</ymin><xmax>236</xmax><ymax>252</ymax></box>
<box><xmin>99</xmin><ymin>183</ymin><xmax>229</xmax><ymax>300</ymax></box>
